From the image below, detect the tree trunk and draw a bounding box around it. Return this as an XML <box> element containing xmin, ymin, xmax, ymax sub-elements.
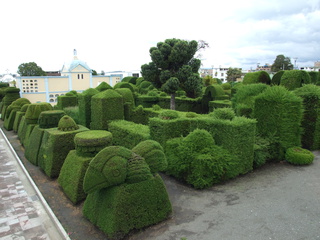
<box><xmin>170</xmin><ymin>93</ymin><xmax>176</xmax><ymax>110</ymax></box>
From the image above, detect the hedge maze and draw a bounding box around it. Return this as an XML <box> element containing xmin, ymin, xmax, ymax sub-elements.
<box><xmin>0</xmin><ymin>70</ymin><xmax>319</xmax><ymax>239</ymax></box>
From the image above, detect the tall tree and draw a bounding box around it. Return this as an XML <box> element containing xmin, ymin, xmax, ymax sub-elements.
<box><xmin>92</xmin><ymin>69</ymin><xmax>98</xmax><ymax>75</ymax></box>
<box><xmin>271</xmin><ymin>55</ymin><xmax>293</xmax><ymax>72</ymax></box>
<box><xmin>141</xmin><ymin>38</ymin><xmax>206</xmax><ymax>105</ymax></box>
<box><xmin>17</xmin><ymin>62</ymin><xmax>46</xmax><ymax>76</ymax></box>
<box><xmin>226</xmin><ymin>68</ymin><xmax>242</xmax><ymax>82</ymax></box>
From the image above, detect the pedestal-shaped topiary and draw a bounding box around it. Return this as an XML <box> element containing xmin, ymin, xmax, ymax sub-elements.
<box><xmin>38</xmin><ymin>115</ymin><xmax>89</xmax><ymax>178</ymax></box>
<box><xmin>25</xmin><ymin>110</ymin><xmax>65</xmax><ymax>165</ymax></box>
<box><xmin>82</xmin><ymin>145</ymin><xmax>172</xmax><ymax>239</ymax></box>
<box><xmin>285</xmin><ymin>147</ymin><xmax>314</xmax><ymax>165</ymax></box>
<box><xmin>58</xmin><ymin>130</ymin><xmax>113</xmax><ymax>204</ymax></box>
<box><xmin>15</xmin><ymin>104</ymin><xmax>30</xmax><ymax>133</ymax></box>
<box><xmin>90</xmin><ymin>89</ymin><xmax>124</xmax><ymax>130</ymax></box>
<box><xmin>1</xmin><ymin>87</ymin><xmax>20</xmax><ymax>120</ymax></box>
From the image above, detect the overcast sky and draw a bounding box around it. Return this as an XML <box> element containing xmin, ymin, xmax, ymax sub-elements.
<box><xmin>1</xmin><ymin>0</ymin><xmax>319</xmax><ymax>75</ymax></box>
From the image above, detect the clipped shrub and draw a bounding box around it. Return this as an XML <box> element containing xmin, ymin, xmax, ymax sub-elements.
<box><xmin>158</xmin><ymin>110</ymin><xmax>179</xmax><ymax>120</ymax></box>
<box><xmin>108</xmin><ymin>120</ymin><xmax>150</xmax><ymax>149</ymax></box>
<box><xmin>115</xmin><ymin>88</ymin><xmax>135</xmax><ymax>121</ymax></box>
<box><xmin>121</xmin><ymin>76</ymin><xmax>137</xmax><ymax>84</ymax></box>
<box><xmin>232</xmin><ymin>83</ymin><xmax>269</xmax><ymax>117</ymax></box>
<box><xmin>1</xmin><ymin>87</ymin><xmax>20</xmax><ymax>120</ymax></box>
<box><xmin>308</xmin><ymin>71</ymin><xmax>319</xmax><ymax>85</ymax></box>
<box><xmin>113</xmin><ymin>82</ymin><xmax>135</xmax><ymax>93</ymax></box>
<box><xmin>14</xmin><ymin>104</ymin><xmax>30</xmax><ymax>132</ymax></box>
<box><xmin>38</xmin><ymin>115</ymin><xmax>89</xmax><ymax>178</ymax></box>
<box><xmin>58</xmin><ymin>130</ymin><xmax>112</xmax><ymax>204</ymax></box>
<box><xmin>152</xmin><ymin>104</ymin><xmax>161</xmax><ymax>111</ymax></box>
<box><xmin>185</xmin><ymin>112</ymin><xmax>198</xmax><ymax>118</ymax></box>
<box><xmin>210</xmin><ymin>108</ymin><xmax>235</xmax><ymax>120</ymax></box>
<box><xmin>253</xmin><ymin>86</ymin><xmax>303</xmax><ymax>161</ymax></box>
<box><xmin>82</xmin><ymin>146</ymin><xmax>171</xmax><ymax>239</ymax></box>
<box><xmin>78</xmin><ymin>88</ymin><xmax>99</xmax><ymax>128</ymax></box>
<box><xmin>253</xmin><ymin>135</ymin><xmax>271</xmax><ymax>168</ymax></box>
<box><xmin>201</xmin><ymin>84</ymin><xmax>229</xmax><ymax>113</ymax></box>
<box><xmin>285</xmin><ymin>147</ymin><xmax>314</xmax><ymax>165</ymax></box>
<box><xmin>280</xmin><ymin>70</ymin><xmax>311</xmax><ymax>90</ymax></box>
<box><xmin>63</xmin><ymin>106</ymin><xmax>79</xmax><ymax>124</ymax></box>
<box><xmin>243</xmin><ymin>71</ymin><xmax>271</xmax><ymax>85</ymax></box>
<box><xmin>3</xmin><ymin>98</ymin><xmax>31</xmax><ymax>131</ymax></box>
<box><xmin>294</xmin><ymin>84</ymin><xmax>320</xmax><ymax>150</ymax></box>
<box><xmin>56</xmin><ymin>94</ymin><xmax>78</xmax><ymax>109</ymax></box>
<box><xmin>271</xmin><ymin>70</ymin><xmax>285</xmax><ymax>85</ymax></box>
<box><xmin>90</xmin><ymin>89</ymin><xmax>124</xmax><ymax>130</ymax></box>
<box><xmin>209</xmin><ymin>100</ymin><xmax>232</xmax><ymax>112</ymax></box>
<box><xmin>95</xmin><ymin>81</ymin><xmax>112</xmax><ymax>92</ymax></box>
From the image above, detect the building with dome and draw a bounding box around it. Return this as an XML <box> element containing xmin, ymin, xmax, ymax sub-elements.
<box><xmin>16</xmin><ymin>50</ymin><xmax>123</xmax><ymax>104</ymax></box>
<box><xmin>0</xmin><ymin>72</ymin><xmax>16</xmax><ymax>86</ymax></box>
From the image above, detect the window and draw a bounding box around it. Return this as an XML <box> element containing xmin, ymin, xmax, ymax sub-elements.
<box><xmin>49</xmin><ymin>99</ymin><xmax>54</xmax><ymax>102</ymax></box>
<box><xmin>30</xmin><ymin>90</ymin><xmax>33</xmax><ymax>92</ymax></box>
<box><xmin>35</xmin><ymin>83</ymin><xmax>38</xmax><ymax>86</ymax></box>
<box><xmin>132</xmin><ymin>73</ymin><xmax>139</xmax><ymax>78</ymax></box>
<box><xmin>34</xmin><ymin>80</ymin><xmax>37</xmax><ymax>82</ymax></box>
<box><xmin>55</xmin><ymin>94</ymin><xmax>59</xmax><ymax>97</ymax></box>
<box><xmin>78</xmin><ymin>74</ymin><xmax>80</xmax><ymax>79</ymax></box>
<box><xmin>30</xmin><ymin>80</ymin><xmax>33</xmax><ymax>82</ymax></box>
<box><xmin>35</xmin><ymin>90</ymin><xmax>38</xmax><ymax>92</ymax></box>
<box><xmin>81</xmin><ymin>74</ymin><xmax>83</xmax><ymax>79</ymax></box>
<box><xmin>22</xmin><ymin>80</ymin><xmax>25</xmax><ymax>82</ymax></box>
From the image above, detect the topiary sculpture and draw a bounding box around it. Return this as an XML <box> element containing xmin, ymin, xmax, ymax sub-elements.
<box><xmin>285</xmin><ymin>147</ymin><xmax>314</xmax><ymax>165</ymax></box>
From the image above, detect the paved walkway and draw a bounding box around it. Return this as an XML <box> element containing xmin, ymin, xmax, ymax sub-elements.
<box><xmin>0</xmin><ymin>128</ymin><xmax>70</xmax><ymax>240</ymax></box>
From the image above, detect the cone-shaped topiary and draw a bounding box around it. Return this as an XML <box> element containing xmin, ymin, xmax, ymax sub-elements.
<box><xmin>285</xmin><ymin>147</ymin><xmax>314</xmax><ymax>165</ymax></box>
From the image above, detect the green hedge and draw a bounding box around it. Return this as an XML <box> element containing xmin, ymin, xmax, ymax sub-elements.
<box><xmin>82</xmin><ymin>146</ymin><xmax>171</xmax><ymax>239</ymax></box>
<box><xmin>271</xmin><ymin>70</ymin><xmax>285</xmax><ymax>85</ymax></box>
<box><xmin>253</xmin><ymin>86</ymin><xmax>303</xmax><ymax>161</ymax></box>
<box><xmin>243</xmin><ymin>71</ymin><xmax>271</xmax><ymax>85</ymax></box>
<box><xmin>285</xmin><ymin>147</ymin><xmax>314</xmax><ymax>165</ymax></box>
<box><xmin>56</xmin><ymin>95</ymin><xmax>78</xmax><ymax>110</ymax></box>
<box><xmin>209</xmin><ymin>100</ymin><xmax>232</xmax><ymax>112</ymax></box>
<box><xmin>95</xmin><ymin>81</ymin><xmax>112</xmax><ymax>92</ymax></box>
<box><xmin>108</xmin><ymin>120</ymin><xmax>150</xmax><ymax>149</ymax></box>
<box><xmin>308</xmin><ymin>71</ymin><xmax>319</xmax><ymax>85</ymax></box>
<box><xmin>58</xmin><ymin>130</ymin><xmax>112</xmax><ymax>204</ymax></box>
<box><xmin>38</xmin><ymin>116</ymin><xmax>89</xmax><ymax>178</ymax></box>
<box><xmin>3</xmin><ymin>98</ymin><xmax>31</xmax><ymax>131</ymax></box>
<box><xmin>201</xmin><ymin>85</ymin><xmax>229</xmax><ymax>113</ymax></box>
<box><xmin>90</xmin><ymin>89</ymin><xmax>124</xmax><ymax>130</ymax></box>
<box><xmin>115</xmin><ymin>88</ymin><xmax>135</xmax><ymax>120</ymax></box>
<box><xmin>25</xmin><ymin>102</ymin><xmax>53</xmax><ymax>124</ymax></box>
<box><xmin>78</xmin><ymin>88</ymin><xmax>99</xmax><ymax>128</ymax></box>
<box><xmin>135</xmin><ymin>95</ymin><xmax>159</xmax><ymax>108</ymax></box>
<box><xmin>1</xmin><ymin>87</ymin><xmax>20</xmax><ymax>120</ymax></box>
<box><xmin>294</xmin><ymin>84</ymin><xmax>320</xmax><ymax>150</ymax></box>
<box><xmin>280</xmin><ymin>70</ymin><xmax>311</xmax><ymax>90</ymax></box>
<box><xmin>232</xmin><ymin>83</ymin><xmax>269</xmax><ymax>117</ymax></box>
<box><xmin>165</xmin><ymin>129</ymin><xmax>238</xmax><ymax>189</ymax></box>
<box><xmin>129</xmin><ymin>105</ymin><xmax>160</xmax><ymax>125</ymax></box>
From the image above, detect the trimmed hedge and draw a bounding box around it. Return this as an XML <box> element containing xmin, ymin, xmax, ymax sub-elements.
<box><xmin>129</xmin><ymin>105</ymin><xmax>161</xmax><ymax>125</ymax></box>
<box><xmin>210</xmin><ymin>108</ymin><xmax>235</xmax><ymax>120</ymax></box>
<box><xmin>56</xmin><ymin>95</ymin><xmax>78</xmax><ymax>109</ymax></box>
<box><xmin>108</xmin><ymin>120</ymin><xmax>150</xmax><ymax>149</ymax></box>
<box><xmin>3</xmin><ymin>98</ymin><xmax>31</xmax><ymax>131</ymax></box>
<box><xmin>271</xmin><ymin>70</ymin><xmax>285</xmax><ymax>85</ymax></box>
<box><xmin>165</xmin><ymin>129</ymin><xmax>238</xmax><ymax>189</ymax></box>
<box><xmin>78</xmin><ymin>88</ymin><xmax>99</xmax><ymax>128</ymax></box>
<box><xmin>280</xmin><ymin>70</ymin><xmax>311</xmax><ymax>90</ymax></box>
<box><xmin>294</xmin><ymin>84</ymin><xmax>320</xmax><ymax>150</ymax></box>
<box><xmin>201</xmin><ymin>85</ymin><xmax>229</xmax><ymax>113</ymax></box>
<box><xmin>243</xmin><ymin>71</ymin><xmax>271</xmax><ymax>85</ymax></box>
<box><xmin>90</xmin><ymin>89</ymin><xmax>124</xmax><ymax>130</ymax></box>
<box><xmin>285</xmin><ymin>147</ymin><xmax>314</xmax><ymax>165</ymax></box>
<box><xmin>95</xmin><ymin>81</ymin><xmax>112</xmax><ymax>92</ymax></box>
<box><xmin>209</xmin><ymin>100</ymin><xmax>232</xmax><ymax>112</ymax></box>
<box><xmin>232</xmin><ymin>83</ymin><xmax>269</xmax><ymax>117</ymax></box>
<box><xmin>58</xmin><ymin>130</ymin><xmax>112</xmax><ymax>204</ymax></box>
<box><xmin>308</xmin><ymin>71</ymin><xmax>319</xmax><ymax>85</ymax></box>
<box><xmin>1</xmin><ymin>87</ymin><xmax>20</xmax><ymax>120</ymax></box>
<box><xmin>115</xmin><ymin>88</ymin><xmax>135</xmax><ymax>120</ymax></box>
<box><xmin>82</xmin><ymin>146</ymin><xmax>171</xmax><ymax>239</ymax></box>
<box><xmin>253</xmin><ymin>86</ymin><xmax>303</xmax><ymax>161</ymax></box>
<box><xmin>38</xmin><ymin>116</ymin><xmax>89</xmax><ymax>178</ymax></box>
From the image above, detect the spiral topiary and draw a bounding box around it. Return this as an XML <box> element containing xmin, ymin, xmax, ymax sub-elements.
<box><xmin>285</xmin><ymin>147</ymin><xmax>314</xmax><ymax>165</ymax></box>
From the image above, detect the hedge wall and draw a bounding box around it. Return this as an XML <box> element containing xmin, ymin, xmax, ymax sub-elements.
<box><xmin>231</xmin><ymin>83</ymin><xmax>269</xmax><ymax>117</ymax></box>
<box><xmin>280</xmin><ymin>70</ymin><xmax>311</xmax><ymax>90</ymax></box>
<box><xmin>56</xmin><ymin>95</ymin><xmax>78</xmax><ymax>109</ymax></box>
<box><xmin>253</xmin><ymin>86</ymin><xmax>303</xmax><ymax>161</ymax></box>
<box><xmin>78</xmin><ymin>88</ymin><xmax>99</xmax><ymax>128</ymax></box>
<box><xmin>108</xmin><ymin>120</ymin><xmax>150</xmax><ymax>149</ymax></box>
<box><xmin>201</xmin><ymin>85</ymin><xmax>229</xmax><ymax>113</ymax></box>
<box><xmin>3</xmin><ymin>98</ymin><xmax>31</xmax><ymax>131</ymax></box>
<box><xmin>14</xmin><ymin>104</ymin><xmax>30</xmax><ymax>133</ymax></box>
<box><xmin>1</xmin><ymin>87</ymin><xmax>20</xmax><ymax>120</ymax></box>
<box><xmin>115</xmin><ymin>88</ymin><xmax>135</xmax><ymax>121</ymax></box>
<box><xmin>209</xmin><ymin>100</ymin><xmax>232</xmax><ymax>112</ymax></box>
<box><xmin>135</xmin><ymin>95</ymin><xmax>159</xmax><ymax>108</ymax></box>
<box><xmin>95</xmin><ymin>81</ymin><xmax>112</xmax><ymax>92</ymax></box>
<box><xmin>243</xmin><ymin>71</ymin><xmax>271</xmax><ymax>85</ymax></box>
<box><xmin>308</xmin><ymin>71</ymin><xmax>319</xmax><ymax>85</ymax></box>
<box><xmin>129</xmin><ymin>105</ymin><xmax>160</xmax><ymax>125</ymax></box>
<box><xmin>294</xmin><ymin>84</ymin><xmax>320</xmax><ymax>150</ymax></box>
<box><xmin>90</xmin><ymin>89</ymin><xmax>124</xmax><ymax>130</ymax></box>
<box><xmin>271</xmin><ymin>70</ymin><xmax>285</xmax><ymax>85</ymax></box>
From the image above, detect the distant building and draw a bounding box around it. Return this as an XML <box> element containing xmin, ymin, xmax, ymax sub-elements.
<box><xmin>16</xmin><ymin>50</ymin><xmax>122</xmax><ymax>104</ymax></box>
<box><xmin>256</xmin><ymin>64</ymin><xmax>271</xmax><ymax>72</ymax></box>
<box><xmin>200</xmin><ymin>67</ymin><xmax>230</xmax><ymax>82</ymax></box>
<box><xmin>300</xmin><ymin>62</ymin><xmax>320</xmax><ymax>72</ymax></box>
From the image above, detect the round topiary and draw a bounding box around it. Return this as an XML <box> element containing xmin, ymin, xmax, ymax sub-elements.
<box><xmin>158</xmin><ymin>110</ymin><xmax>179</xmax><ymax>120</ymax></box>
<box><xmin>285</xmin><ymin>147</ymin><xmax>314</xmax><ymax>165</ymax></box>
<box><xmin>74</xmin><ymin>130</ymin><xmax>113</xmax><ymax>156</ymax></box>
<box><xmin>57</xmin><ymin>115</ymin><xmax>79</xmax><ymax>131</ymax></box>
<box><xmin>210</xmin><ymin>108</ymin><xmax>235</xmax><ymax>120</ymax></box>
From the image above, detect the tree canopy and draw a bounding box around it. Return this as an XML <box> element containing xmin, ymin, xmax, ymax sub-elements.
<box><xmin>271</xmin><ymin>55</ymin><xmax>293</xmax><ymax>72</ymax></box>
<box><xmin>141</xmin><ymin>38</ymin><xmax>206</xmax><ymax>99</ymax></box>
<box><xmin>226</xmin><ymin>68</ymin><xmax>242</xmax><ymax>82</ymax></box>
<box><xmin>17</xmin><ymin>62</ymin><xmax>46</xmax><ymax>76</ymax></box>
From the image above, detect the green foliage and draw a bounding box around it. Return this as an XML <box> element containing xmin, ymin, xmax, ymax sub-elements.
<box><xmin>226</xmin><ymin>68</ymin><xmax>242</xmax><ymax>82</ymax></box>
<box><xmin>38</xmin><ymin>125</ymin><xmax>89</xmax><ymax>178</ymax></box>
<box><xmin>57</xmin><ymin>115</ymin><xmax>79</xmax><ymax>132</ymax></box>
<box><xmin>113</xmin><ymin>82</ymin><xmax>135</xmax><ymax>94</ymax></box>
<box><xmin>185</xmin><ymin>112</ymin><xmax>198</xmax><ymax>118</ymax></box>
<box><xmin>17</xmin><ymin>62</ymin><xmax>46</xmax><ymax>76</ymax></box>
<box><xmin>152</xmin><ymin>104</ymin><xmax>161</xmax><ymax>111</ymax></box>
<box><xmin>3</xmin><ymin>98</ymin><xmax>31</xmax><ymax>131</ymax></box>
<box><xmin>132</xmin><ymin>140</ymin><xmax>167</xmax><ymax>173</ymax></box>
<box><xmin>158</xmin><ymin>110</ymin><xmax>179</xmax><ymax>120</ymax></box>
<box><xmin>285</xmin><ymin>147</ymin><xmax>314</xmax><ymax>165</ymax></box>
<box><xmin>271</xmin><ymin>70</ymin><xmax>284</xmax><ymax>85</ymax></box>
<box><xmin>253</xmin><ymin>135</ymin><xmax>271</xmax><ymax>168</ymax></box>
<box><xmin>25</xmin><ymin>125</ymin><xmax>46</xmax><ymax>165</ymax></box>
<box><xmin>221</xmin><ymin>82</ymin><xmax>231</xmax><ymax>90</ymax></box>
<box><xmin>95</xmin><ymin>81</ymin><xmax>112</xmax><ymax>92</ymax></box>
<box><xmin>63</xmin><ymin>106</ymin><xmax>79</xmax><ymax>123</ymax></box>
<box><xmin>25</xmin><ymin>102</ymin><xmax>53</xmax><ymax>124</ymax></box>
<box><xmin>202</xmin><ymin>84</ymin><xmax>229</xmax><ymax>113</ymax></box>
<box><xmin>121</xmin><ymin>76</ymin><xmax>137</xmax><ymax>84</ymax></box>
<box><xmin>78</xmin><ymin>88</ymin><xmax>99</xmax><ymax>128</ymax></box>
<box><xmin>271</xmin><ymin>55</ymin><xmax>293</xmax><ymax>72</ymax></box>
<box><xmin>294</xmin><ymin>84</ymin><xmax>320</xmax><ymax>150</ymax></box>
<box><xmin>232</xmin><ymin>83</ymin><xmax>269</xmax><ymax>117</ymax></box>
<box><xmin>165</xmin><ymin>129</ymin><xmax>237</xmax><ymax>189</ymax></box>
<box><xmin>280</xmin><ymin>70</ymin><xmax>311</xmax><ymax>90</ymax></box>
<box><xmin>243</xmin><ymin>71</ymin><xmax>271</xmax><ymax>85</ymax></box>
<box><xmin>90</xmin><ymin>89</ymin><xmax>124</xmax><ymax>130</ymax></box>
<box><xmin>209</xmin><ymin>100</ymin><xmax>232</xmax><ymax>112</ymax></box>
<box><xmin>253</xmin><ymin>86</ymin><xmax>303</xmax><ymax>161</ymax></box>
<box><xmin>1</xmin><ymin>87</ymin><xmax>20</xmax><ymax>120</ymax></box>
<box><xmin>108</xmin><ymin>120</ymin><xmax>150</xmax><ymax>149</ymax></box>
<box><xmin>56</xmin><ymin>95</ymin><xmax>78</xmax><ymax>110</ymax></box>
<box><xmin>210</xmin><ymin>108</ymin><xmax>235</xmax><ymax>120</ymax></box>
<box><xmin>308</xmin><ymin>71</ymin><xmax>320</xmax><ymax>84</ymax></box>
